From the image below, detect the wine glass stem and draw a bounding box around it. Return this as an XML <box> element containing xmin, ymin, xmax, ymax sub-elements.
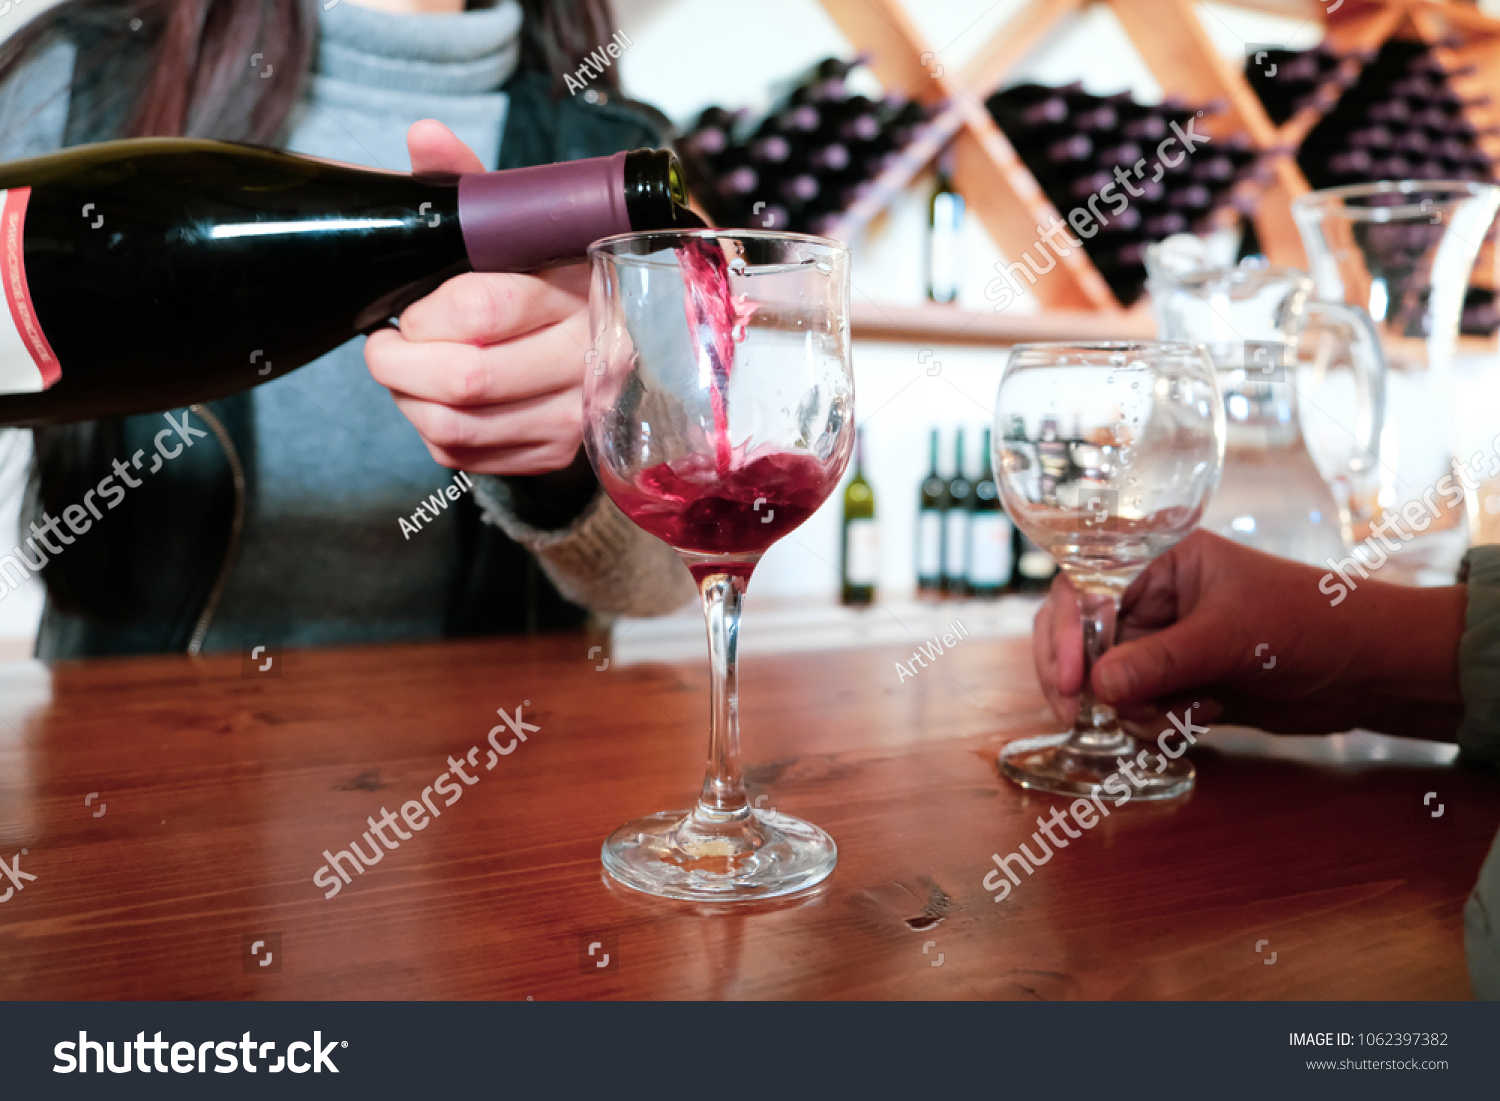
<box><xmin>696</xmin><ymin>570</ymin><xmax>751</xmax><ymax>820</ymax></box>
<box><xmin>1072</xmin><ymin>588</ymin><xmax>1125</xmax><ymax>749</ymax></box>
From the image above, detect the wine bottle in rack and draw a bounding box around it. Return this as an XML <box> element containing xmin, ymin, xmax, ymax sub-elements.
<box><xmin>1092</xmin><ymin>140</ymin><xmax>1143</xmax><ymax>170</ymax></box>
<box><xmin>918</xmin><ymin>428</ymin><xmax>946</xmax><ymax>597</ymax></box>
<box><xmin>989</xmin><ymin>81</ymin><xmax>1085</xmax><ymax>110</ymax></box>
<box><xmin>841</xmin><ymin>428</ymin><xmax>878</xmax><ymax>606</ymax></box>
<box><xmin>748</xmin><ymin>133</ymin><xmax>793</xmax><ymax>170</ymax></box>
<box><xmin>967</xmin><ymin>428</ymin><xmax>1013</xmax><ymax>599</ymax></box>
<box><xmin>0</xmin><ymin>140</ymin><xmax>699</xmax><ymax>425</ymax></box>
<box><xmin>927</xmin><ymin>147</ymin><xmax>964</xmax><ymax>305</ymax></box>
<box><xmin>710</xmin><ymin>164</ymin><xmax>760</xmax><ymax>226</ymax></box>
<box><xmin>782</xmin><ymin>57</ymin><xmax>864</xmax><ymax>108</ymax></box>
<box><xmin>942</xmin><ymin>427</ymin><xmax>973</xmax><ymax>597</ymax></box>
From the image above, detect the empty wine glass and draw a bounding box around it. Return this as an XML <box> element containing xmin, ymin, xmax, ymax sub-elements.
<box><xmin>994</xmin><ymin>342</ymin><xmax>1224</xmax><ymax>800</ymax></box>
<box><xmin>584</xmin><ymin>229</ymin><xmax>853</xmax><ymax>900</ymax></box>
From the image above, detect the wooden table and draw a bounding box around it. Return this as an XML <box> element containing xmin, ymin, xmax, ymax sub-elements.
<box><xmin>1</xmin><ymin>628</ymin><xmax>1496</xmax><ymax>1000</ymax></box>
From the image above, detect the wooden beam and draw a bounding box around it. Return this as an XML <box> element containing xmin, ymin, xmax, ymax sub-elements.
<box><xmin>821</xmin><ymin>104</ymin><xmax>965</xmax><ymax>240</ymax></box>
<box><xmin>816</xmin><ymin>0</ymin><xmax>951</xmax><ymax>105</ymax></box>
<box><xmin>818</xmin><ymin>0</ymin><xmax>1120</xmax><ymax>309</ymax></box>
<box><xmin>1255</xmin><ymin>161</ymin><xmax>1312</xmax><ymax>269</ymax></box>
<box><xmin>1322</xmin><ymin>1</ymin><xmax>1413</xmax><ymax>52</ymax></box>
<box><xmin>950</xmin><ymin>98</ymin><xmax>1122</xmax><ymax>310</ymax></box>
<box><xmin>1110</xmin><ymin>0</ymin><xmax>1279</xmax><ymax>147</ymax></box>
<box><xmin>1207</xmin><ymin>0</ymin><xmax>1328</xmax><ymax>19</ymax></box>
<box><xmin>850</xmin><ymin>299</ymin><xmax>1154</xmax><ymax>345</ymax></box>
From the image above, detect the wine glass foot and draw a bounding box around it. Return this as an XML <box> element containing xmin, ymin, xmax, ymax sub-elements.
<box><xmin>999</xmin><ymin>731</ymin><xmax>1194</xmax><ymax>801</ymax></box>
<box><xmin>602</xmin><ymin>808</ymin><xmax>837</xmax><ymax>901</ymax></box>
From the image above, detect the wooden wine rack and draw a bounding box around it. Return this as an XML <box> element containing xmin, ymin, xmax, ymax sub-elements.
<box><xmin>816</xmin><ymin>0</ymin><xmax>1500</xmax><ymax>312</ymax></box>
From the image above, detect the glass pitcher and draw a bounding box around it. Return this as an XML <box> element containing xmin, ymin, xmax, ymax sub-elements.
<box><xmin>1293</xmin><ymin>181</ymin><xmax>1500</xmax><ymax>565</ymax></box>
<box><xmin>1144</xmin><ymin>241</ymin><xmax>1383</xmax><ymax>565</ymax></box>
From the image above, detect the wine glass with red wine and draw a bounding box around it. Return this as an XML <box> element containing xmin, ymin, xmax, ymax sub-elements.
<box><xmin>993</xmin><ymin>342</ymin><xmax>1223</xmax><ymax>800</ymax></box>
<box><xmin>584</xmin><ymin>229</ymin><xmax>853</xmax><ymax>900</ymax></box>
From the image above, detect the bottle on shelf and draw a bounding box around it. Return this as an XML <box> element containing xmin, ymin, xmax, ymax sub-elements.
<box><xmin>1092</xmin><ymin>140</ymin><xmax>1143</xmax><ymax>170</ymax></box>
<box><xmin>0</xmin><ymin>139</ymin><xmax>699</xmax><ymax>425</ymax></box>
<box><xmin>942</xmin><ymin>427</ymin><xmax>973</xmax><ymax>597</ymax></box>
<box><xmin>967</xmin><ymin>427</ymin><xmax>1013</xmax><ymax>599</ymax></box>
<box><xmin>917</xmin><ymin>428</ymin><xmax>946</xmax><ymax>597</ymax></box>
<box><xmin>1011</xmin><ymin>528</ymin><xmax>1059</xmax><ymax>593</ymax></box>
<box><xmin>841</xmin><ymin>428</ymin><xmax>878</xmax><ymax>607</ymax></box>
<box><xmin>777</xmin><ymin>56</ymin><xmax>866</xmax><ymax>110</ymax></box>
<box><xmin>926</xmin><ymin>147</ymin><xmax>964</xmax><ymax>306</ymax></box>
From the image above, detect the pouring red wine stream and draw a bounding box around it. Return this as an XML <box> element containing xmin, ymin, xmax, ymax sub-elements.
<box><xmin>606</xmin><ymin>237</ymin><xmax>839</xmax><ymax>566</ymax></box>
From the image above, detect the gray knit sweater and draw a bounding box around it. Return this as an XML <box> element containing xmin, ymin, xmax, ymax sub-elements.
<box><xmin>0</xmin><ymin>0</ymin><xmax>694</xmax><ymax>649</ymax></box>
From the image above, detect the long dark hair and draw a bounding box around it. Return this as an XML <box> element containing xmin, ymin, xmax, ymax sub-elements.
<box><xmin>0</xmin><ymin>0</ymin><xmax>625</xmax><ymax>143</ymax></box>
<box><xmin>0</xmin><ymin>0</ymin><xmax>631</xmax><ymax>619</ymax></box>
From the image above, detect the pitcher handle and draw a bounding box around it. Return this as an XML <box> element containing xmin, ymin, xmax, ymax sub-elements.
<box><xmin>1306</xmin><ymin>299</ymin><xmax>1387</xmax><ymax>482</ymax></box>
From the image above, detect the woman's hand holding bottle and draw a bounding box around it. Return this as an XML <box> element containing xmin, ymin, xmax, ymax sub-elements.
<box><xmin>365</xmin><ymin>120</ymin><xmax>593</xmax><ymax>477</ymax></box>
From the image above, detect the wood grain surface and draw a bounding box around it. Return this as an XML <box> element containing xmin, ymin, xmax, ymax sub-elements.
<box><xmin>0</xmin><ymin>627</ymin><xmax>1495</xmax><ymax>1000</ymax></box>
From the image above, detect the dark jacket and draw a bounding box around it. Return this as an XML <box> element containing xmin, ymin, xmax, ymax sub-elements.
<box><xmin>25</xmin><ymin>29</ymin><xmax>666</xmax><ymax>658</ymax></box>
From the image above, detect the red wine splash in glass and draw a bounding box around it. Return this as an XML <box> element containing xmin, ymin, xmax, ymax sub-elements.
<box><xmin>607</xmin><ymin>235</ymin><xmax>835</xmax><ymax>578</ymax></box>
<box><xmin>677</xmin><ymin>236</ymin><xmax>755</xmax><ymax>476</ymax></box>
<box><xmin>605</xmin><ymin>448</ymin><xmax>840</xmax><ymax>579</ymax></box>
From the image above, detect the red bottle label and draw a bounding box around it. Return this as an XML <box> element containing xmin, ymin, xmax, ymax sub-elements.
<box><xmin>0</xmin><ymin>187</ymin><xmax>61</xmax><ymax>392</ymax></box>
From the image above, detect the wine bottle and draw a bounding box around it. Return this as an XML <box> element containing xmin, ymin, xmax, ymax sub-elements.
<box><xmin>1092</xmin><ymin>141</ymin><xmax>1143</xmax><ymax>169</ymax></box>
<box><xmin>987</xmin><ymin>81</ymin><xmax>1085</xmax><ymax>112</ymax></box>
<box><xmin>967</xmin><ymin>427</ymin><xmax>1012</xmax><ymax>598</ymax></box>
<box><xmin>942</xmin><ymin>427</ymin><xmax>972</xmax><ymax>597</ymax></box>
<box><xmin>926</xmin><ymin>147</ymin><xmax>964</xmax><ymax>305</ymax></box>
<box><xmin>748</xmin><ymin>134</ymin><xmax>793</xmax><ymax>168</ymax></box>
<box><xmin>0</xmin><ymin>139</ymin><xmax>699</xmax><ymax>425</ymax></box>
<box><xmin>683</xmin><ymin>125</ymin><xmax>730</xmax><ymax>166</ymax></box>
<box><xmin>917</xmin><ymin>428</ymin><xmax>945</xmax><ymax>597</ymax></box>
<box><xmin>1011</xmin><ymin>528</ymin><xmax>1059</xmax><ymax>593</ymax></box>
<box><xmin>841</xmin><ymin>428</ymin><xmax>878</xmax><ymax>606</ymax></box>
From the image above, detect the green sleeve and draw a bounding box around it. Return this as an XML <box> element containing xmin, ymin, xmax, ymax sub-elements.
<box><xmin>1458</xmin><ymin>547</ymin><xmax>1500</xmax><ymax>997</ymax></box>
<box><xmin>1457</xmin><ymin>546</ymin><xmax>1500</xmax><ymax>764</ymax></box>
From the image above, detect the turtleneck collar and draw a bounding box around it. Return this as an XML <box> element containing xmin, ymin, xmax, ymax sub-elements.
<box><xmin>315</xmin><ymin>0</ymin><xmax>523</xmax><ymax>96</ymax></box>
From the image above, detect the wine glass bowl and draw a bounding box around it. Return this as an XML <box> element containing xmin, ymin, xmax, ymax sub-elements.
<box><xmin>587</xmin><ymin>230</ymin><xmax>853</xmax><ymax>572</ymax></box>
<box><xmin>994</xmin><ymin>341</ymin><xmax>1224</xmax><ymax>800</ymax></box>
<box><xmin>585</xmin><ymin>229</ymin><xmax>853</xmax><ymax>899</ymax></box>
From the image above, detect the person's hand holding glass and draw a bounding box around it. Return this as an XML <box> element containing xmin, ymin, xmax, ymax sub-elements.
<box><xmin>994</xmin><ymin>342</ymin><xmax>1224</xmax><ymax>799</ymax></box>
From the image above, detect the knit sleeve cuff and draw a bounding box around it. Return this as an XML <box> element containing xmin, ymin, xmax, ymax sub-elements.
<box><xmin>471</xmin><ymin>473</ymin><xmax>695</xmax><ymax>618</ymax></box>
<box><xmin>1456</xmin><ymin>546</ymin><xmax>1500</xmax><ymax>765</ymax></box>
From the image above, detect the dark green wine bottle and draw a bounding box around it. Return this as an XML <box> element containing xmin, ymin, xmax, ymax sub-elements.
<box><xmin>917</xmin><ymin>427</ymin><xmax>945</xmax><ymax>596</ymax></box>
<box><xmin>942</xmin><ymin>426</ymin><xmax>972</xmax><ymax>596</ymax></box>
<box><xmin>0</xmin><ymin>138</ymin><xmax>698</xmax><ymax>425</ymax></box>
<box><xmin>968</xmin><ymin>427</ymin><xmax>1013</xmax><ymax>598</ymax></box>
<box><xmin>840</xmin><ymin>427</ymin><xmax>877</xmax><ymax>605</ymax></box>
<box><xmin>926</xmin><ymin>146</ymin><xmax>963</xmax><ymax>304</ymax></box>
